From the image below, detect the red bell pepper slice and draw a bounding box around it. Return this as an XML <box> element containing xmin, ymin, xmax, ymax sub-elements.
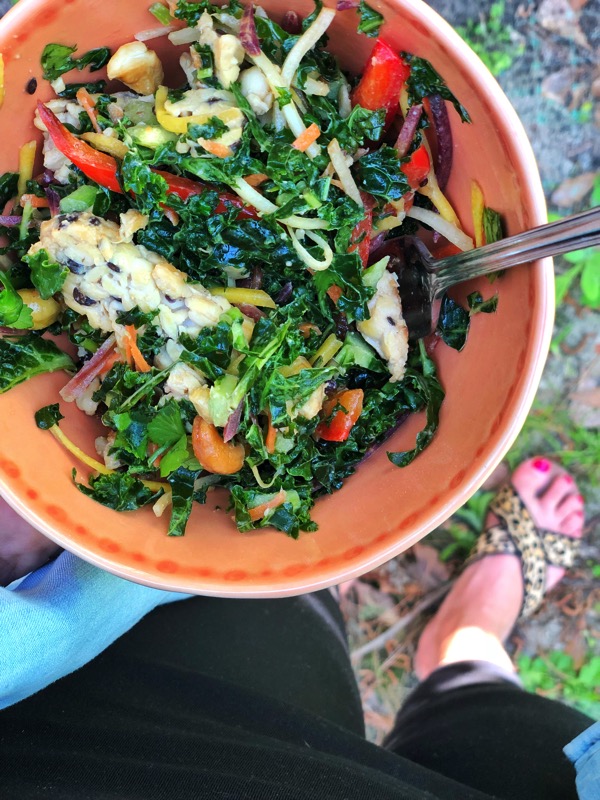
<box><xmin>316</xmin><ymin>389</ymin><xmax>364</xmax><ymax>442</ymax></box>
<box><xmin>37</xmin><ymin>102</ymin><xmax>123</xmax><ymax>193</ymax></box>
<box><xmin>37</xmin><ymin>102</ymin><xmax>257</xmax><ymax>219</ymax></box>
<box><xmin>152</xmin><ymin>168</ymin><xmax>255</xmax><ymax>217</ymax></box>
<box><xmin>348</xmin><ymin>192</ymin><xmax>376</xmax><ymax>268</ymax></box>
<box><xmin>401</xmin><ymin>144</ymin><xmax>430</xmax><ymax>190</ymax></box>
<box><xmin>351</xmin><ymin>39</ymin><xmax>411</xmax><ymax>129</ymax></box>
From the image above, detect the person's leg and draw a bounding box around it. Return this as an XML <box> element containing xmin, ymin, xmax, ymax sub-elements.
<box><xmin>385</xmin><ymin>458</ymin><xmax>591</xmax><ymax>800</ymax></box>
<box><xmin>91</xmin><ymin>588</ymin><xmax>366</xmax><ymax>735</ymax></box>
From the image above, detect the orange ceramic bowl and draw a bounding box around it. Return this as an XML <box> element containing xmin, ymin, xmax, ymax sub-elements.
<box><xmin>0</xmin><ymin>0</ymin><xmax>552</xmax><ymax>596</ymax></box>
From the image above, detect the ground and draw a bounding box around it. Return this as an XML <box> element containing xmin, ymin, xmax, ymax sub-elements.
<box><xmin>0</xmin><ymin>0</ymin><xmax>597</xmax><ymax>744</ymax></box>
<box><xmin>343</xmin><ymin>0</ymin><xmax>600</xmax><ymax>743</ymax></box>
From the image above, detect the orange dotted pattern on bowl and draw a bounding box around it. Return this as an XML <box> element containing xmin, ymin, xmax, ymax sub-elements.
<box><xmin>0</xmin><ymin>310</ymin><xmax>531</xmax><ymax>582</ymax></box>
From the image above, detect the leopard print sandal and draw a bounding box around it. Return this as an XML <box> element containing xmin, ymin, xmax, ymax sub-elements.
<box><xmin>466</xmin><ymin>484</ymin><xmax>581</xmax><ymax>618</ymax></box>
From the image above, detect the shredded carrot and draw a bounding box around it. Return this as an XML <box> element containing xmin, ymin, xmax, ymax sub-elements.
<box><xmin>248</xmin><ymin>489</ymin><xmax>287</xmax><ymax>522</ymax></box>
<box><xmin>98</xmin><ymin>350</ymin><xmax>122</xmax><ymax>376</ymax></box>
<box><xmin>265</xmin><ymin>411</ymin><xmax>277</xmax><ymax>454</ymax></box>
<box><xmin>163</xmin><ymin>206</ymin><xmax>180</xmax><ymax>226</ymax></box>
<box><xmin>148</xmin><ymin>441</ymin><xmax>163</xmax><ymax>468</ymax></box>
<box><xmin>292</xmin><ymin>123</ymin><xmax>321</xmax><ymax>152</ymax></box>
<box><xmin>244</xmin><ymin>173</ymin><xmax>269</xmax><ymax>187</ymax></box>
<box><xmin>76</xmin><ymin>87</ymin><xmax>102</xmax><ymax>134</ymax></box>
<box><xmin>125</xmin><ymin>325</ymin><xmax>152</xmax><ymax>373</ymax></box>
<box><xmin>327</xmin><ymin>285</ymin><xmax>343</xmax><ymax>304</ymax></box>
<box><xmin>20</xmin><ymin>194</ymin><xmax>49</xmax><ymax>208</ymax></box>
<box><xmin>298</xmin><ymin>322</ymin><xmax>322</xmax><ymax>339</ymax></box>
<box><xmin>197</xmin><ymin>138</ymin><xmax>233</xmax><ymax>158</ymax></box>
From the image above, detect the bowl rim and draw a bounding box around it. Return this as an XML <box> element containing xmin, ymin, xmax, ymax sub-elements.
<box><xmin>0</xmin><ymin>0</ymin><xmax>553</xmax><ymax>597</ymax></box>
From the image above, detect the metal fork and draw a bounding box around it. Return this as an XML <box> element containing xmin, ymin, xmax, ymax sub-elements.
<box><xmin>380</xmin><ymin>206</ymin><xmax>600</xmax><ymax>340</ymax></box>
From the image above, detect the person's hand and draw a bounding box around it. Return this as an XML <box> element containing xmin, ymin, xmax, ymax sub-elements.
<box><xmin>0</xmin><ymin>498</ymin><xmax>61</xmax><ymax>586</ymax></box>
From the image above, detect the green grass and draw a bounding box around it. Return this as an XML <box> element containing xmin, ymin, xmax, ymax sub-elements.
<box><xmin>551</xmin><ymin>177</ymin><xmax>600</xmax><ymax>311</ymax></box>
<box><xmin>456</xmin><ymin>1</ymin><xmax>525</xmax><ymax>77</ymax></box>
<box><xmin>437</xmin><ymin>490</ymin><xmax>494</xmax><ymax>562</ymax></box>
<box><xmin>518</xmin><ymin>651</ymin><xmax>600</xmax><ymax>719</ymax></box>
<box><xmin>506</xmin><ymin>402</ymin><xmax>600</xmax><ymax>485</ymax></box>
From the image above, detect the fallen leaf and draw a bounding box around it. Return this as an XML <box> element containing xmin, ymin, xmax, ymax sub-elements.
<box><xmin>404</xmin><ymin>543</ymin><xmax>450</xmax><ymax>591</ymax></box>
<box><xmin>541</xmin><ymin>66</ymin><xmax>597</xmax><ymax>110</ymax></box>
<box><xmin>569</xmin><ymin>388</ymin><xmax>600</xmax><ymax>408</ymax></box>
<box><xmin>538</xmin><ymin>0</ymin><xmax>591</xmax><ymax>48</ymax></box>
<box><xmin>551</xmin><ymin>172</ymin><xmax>598</xmax><ymax>207</ymax></box>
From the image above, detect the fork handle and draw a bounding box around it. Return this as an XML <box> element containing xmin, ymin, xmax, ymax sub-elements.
<box><xmin>432</xmin><ymin>206</ymin><xmax>600</xmax><ymax>296</ymax></box>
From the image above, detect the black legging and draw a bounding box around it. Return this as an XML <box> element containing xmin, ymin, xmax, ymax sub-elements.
<box><xmin>0</xmin><ymin>592</ymin><xmax>591</xmax><ymax>799</ymax></box>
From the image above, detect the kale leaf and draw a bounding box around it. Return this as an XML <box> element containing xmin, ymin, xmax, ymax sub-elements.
<box><xmin>387</xmin><ymin>342</ymin><xmax>445</xmax><ymax>467</ymax></box>
<box><xmin>74</xmin><ymin>471</ymin><xmax>162</xmax><ymax>511</ymax></box>
<box><xmin>357</xmin><ymin>1</ymin><xmax>384</xmax><ymax>37</ymax></box>
<box><xmin>174</xmin><ymin>0</ymin><xmax>230</xmax><ymax>25</ymax></box>
<box><xmin>120</xmin><ymin>151</ymin><xmax>168</xmax><ymax>215</ymax></box>
<box><xmin>265</xmin><ymin>141</ymin><xmax>320</xmax><ymax>193</ymax></box>
<box><xmin>58</xmin><ymin>80</ymin><xmax>107</xmax><ymax>99</ymax></box>
<box><xmin>468</xmin><ymin>291</ymin><xmax>499</xmax><ymax>315</ymax></box>
<box><xmin>0</xmin><ymin>272</ymin><xmax>33</xmax><ymax>329</ymax></box>
<box><xmin>403</xmin><ymin>54</ymin><xmax>471</xmax><ymax>123</ymax></box>
<box><xmin>23</xmin><ymin>249</ymin><xmax>68</xmax><ymax>300</ymax></box>
<box><xmin>188</xmin><ymin>116</ymin><xmax>230</xmax><ymax>141</ymax></box>
<box><xmin>0</xmin><ymin>335</ymin><xmax>73</xmax><ymax>394</ymax></box>
<box><xmin>264</xmin><ymin>366</ymin><xmax>339</xmax><ymax>427</ymax></box>
<box><xmin>109</xmin><ymin>409</ymin><xmax>151</xmax><ymax>462</ymax></box>
<box><xmin>0</xmin><ymin>172</ymin><xmax>18</xmax><ymax>209</ymax></box>
<box><xmin>483</xmin><ymin>207</ymin><xmax>503</xmax><ymax>244</ymax></box>
<box><xmin>167</xmin><ymin>466</ymin><xmax>200</xmax><ymax>536</ymax></box>
<box><xmin>437</xmin><ymin>290</ymin><xmax>498</xmax><ymax>351</ymax></box>
<box><xmin>41</xmin><ymin>43</ymin><xmax>111</xmax><ymax>81</ymax></box>
<box><xmin>34</xmin><ymin>403</ymin><xmax>64</xmax><ymax>430</ymax></box>
<box><xmin>313</xmin><ymin>253</ymin><xmax>375</xmax><ymax>322</ymax></box>
<box><xmin>327</xmin><ymin>105</ymin><xmax>386</xmax><ymax>149</ymax></box>
<box><xmin>179</xmin><ymin>321</ymin><xmax>233</xmax><ymax>382</ymax></box>
<box><xmin>116</xmin><ymin>307</ymin><xmax>159</xmax><ymax>328</ymax></box>
<box><xmin>436</xmin><ymin>293</ymin><xmax>470</xmax><ymax>351</ymax></box>
<box><xmin>354</xmin><ymin>147</ymin><xmax>410</xmax><ymax>202</ymax></box>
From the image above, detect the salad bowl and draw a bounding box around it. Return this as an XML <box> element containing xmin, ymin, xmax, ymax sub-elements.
<box><xmin>0</xmin><ymin>0</ymin><xmax>553</xmax><ymax>596</ymax></box>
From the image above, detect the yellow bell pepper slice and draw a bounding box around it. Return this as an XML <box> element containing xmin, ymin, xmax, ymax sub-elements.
<box><xmin>309</xmin><ymin>334</ymin><xmax>343</xmax><ymax>366</ymax></box>
<box><xmin>279</xmin><ymin>356</ymin><xmax>311</xmax><ymax>378</ymax></box>
<box><xmin>17</xmin><ymin>140</ymin><xmax>37</xmax><ymax>197</ymax></box>
<box><xmin>209</xmin><ymin>287</ymin><xmax>277</xmax><ymax>309</ymax></box>
<box><xmin>81</xmin><ymin>132</ymin><xmax>129</xmax><ymax>160</ymax></box>
<box><xmin>155</xmin><ymin>85</ymin><xmax>241</xmax><ymax>135</ymax></box>
<box><xmin>471</xmin><ymin>180</ymin><xmax>485</xmax><ymax>248</ymax></box>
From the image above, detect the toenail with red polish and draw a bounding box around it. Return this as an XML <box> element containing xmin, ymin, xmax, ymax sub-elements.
<box><xmin>533</xmin><ymin>458</ymin><xmax>551</xmax><ymax>472</ymax></box>
<box><xmin>576</xmin><ymin>494</ymin><xmax>584</xmax><ymax>503</ymax></box>
<box><xmin>563</xmin><ymin>475</ymin><xmax>574</xmax><ymax>484</ymax></box>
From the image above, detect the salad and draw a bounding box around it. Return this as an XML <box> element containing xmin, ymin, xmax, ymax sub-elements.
<box><xmin>0</xmin><ymin>1</ymin><xmax>502</xmax><ymax>537</ymax></box>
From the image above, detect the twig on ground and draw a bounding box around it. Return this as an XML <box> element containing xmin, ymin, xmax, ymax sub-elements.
<box><xmin>350</xmin><ymin>583</ymin><xmax>449</xmax><ymax>663</ymax></box>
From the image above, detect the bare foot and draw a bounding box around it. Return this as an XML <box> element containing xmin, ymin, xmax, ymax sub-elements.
<box><xmin>0</xmin><ymin>498</ymin><xmax>61</xmax><ymax>586</ymax></box>
<box><xmin>414</xmin><ymin>458</ymin><xmax>585</xmax><ymax>680</ymax></box>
